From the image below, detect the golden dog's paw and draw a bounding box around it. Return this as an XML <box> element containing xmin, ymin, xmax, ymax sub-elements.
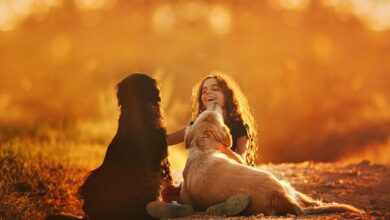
<box><xmin>205</xmin><ymin>194</ymin><xmax>250</xmax><ymax>216</ymax></box>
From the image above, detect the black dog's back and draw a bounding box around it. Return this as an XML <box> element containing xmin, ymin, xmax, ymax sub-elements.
<box><xmin>79</xmin><ymin>74</ymin><xmax>169</xmax><ymax>220</ymax></box>
<box><xmin>80</xmin><ymin>133</ymin><xmax>166</xmax><ymax>220</ymax></box>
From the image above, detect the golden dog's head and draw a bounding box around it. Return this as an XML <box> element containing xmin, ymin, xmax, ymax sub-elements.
<box><xmin>184</xmin><ymin>103</ymin><xmax>232</xmax><ymax>150</ymax></box>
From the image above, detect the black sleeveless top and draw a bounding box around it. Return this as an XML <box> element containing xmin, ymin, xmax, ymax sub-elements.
<box><xmin>189</xmin><ymin>119</ymin><xmax>248</xmax><ymax>152</ymax></box>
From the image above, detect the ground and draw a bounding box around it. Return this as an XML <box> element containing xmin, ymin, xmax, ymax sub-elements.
<box><xmin>1</xmin><ymin>147</ymin><xmax>389</xmax><ymax>219</ymax></box>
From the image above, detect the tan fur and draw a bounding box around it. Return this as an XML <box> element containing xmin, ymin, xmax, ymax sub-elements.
<box><xmin>180</xmin><ymin>106</ymin><xmax>364</xmax><ymax>216</ymax></box>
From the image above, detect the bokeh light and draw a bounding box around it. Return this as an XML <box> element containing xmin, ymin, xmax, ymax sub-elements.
<box><xmin>0</xmin><ymin>0</ymin><xmax>389</xmax><ymax>169</ymax></box>
<box><xmin>208</xmin><ymin>4</ymin><xmax>232</xmax><ymax>35</ymax></box>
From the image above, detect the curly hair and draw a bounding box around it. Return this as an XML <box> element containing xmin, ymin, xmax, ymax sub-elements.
<box><xmin>191</xmin><ymin>72</ymin><xmax>258</xmax><ymax>166</ymax></box>
<box><xmin>160</xmin><ymin>158</ymin><xmax>173</xmax><ymax>186</ymax></box>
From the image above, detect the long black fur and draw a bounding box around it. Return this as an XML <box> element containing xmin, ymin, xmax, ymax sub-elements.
<box><xmin>78</xmin><ymin>73</ymin><xmax>168</xmax><ymax>220</ymax></box>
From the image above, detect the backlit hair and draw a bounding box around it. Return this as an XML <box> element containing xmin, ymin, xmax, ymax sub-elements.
<box><xmin>191</xmin><ymin>72</ymin><xmax>258</xmax><ymax>166</ymax></box>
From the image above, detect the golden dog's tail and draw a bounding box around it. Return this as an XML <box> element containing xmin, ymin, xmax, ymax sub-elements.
<box><xmin>287</xmin><ymin>184</ymin><xmax>364</xmax><ymax>215</ymax></box>
<box><xmin>302</xmin><ymin>203</ymin><xmax>364</xmax><ymax>215</ymax></box>
<box><xmin>294</xmin><ymin>190</ymin><xmax>364</xmax><ymax>215</ymax></box>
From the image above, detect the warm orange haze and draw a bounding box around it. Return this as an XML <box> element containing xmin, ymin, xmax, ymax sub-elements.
<box><xmin>1</xmin><ymin>1</ymin><xmax>390</xmax><ymax>219</ymax></box>
<box><xmin>1</xmin><ymin>0</ymin><xmax>390</xmax><ymax>167</ymax></box>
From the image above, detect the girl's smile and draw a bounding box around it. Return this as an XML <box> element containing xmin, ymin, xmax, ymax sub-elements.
<box><xmin>201</xmin><ymin>78</ymin><xmax>225</xmax><ymax>109</ymax></box>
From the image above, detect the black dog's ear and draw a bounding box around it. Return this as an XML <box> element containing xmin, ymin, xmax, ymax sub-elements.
<box><xmin>116</xmin><ymin>78</ymin><xmax>128</xmax><ymax>107</ymax></box>
<box><xmin>184</xmin><ymin>126</ymin><xmax>194</xmax><ymax>149</ymax></box>
<box><xmin>117</xmin><ymin>75</ymin><xmax>137</xmax><ymax>108</ymax></box>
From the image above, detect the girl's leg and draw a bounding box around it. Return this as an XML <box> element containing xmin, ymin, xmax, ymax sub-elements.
<box><xmin>146</xmin><ymin>184</ymin><xmax>193</xmax><ymax>219</ymax></box>
<box><xmin>146</xmin><ymin>201</ymin><xmax>193</xmax><ymax>219</ymax></box>
<box><xmin>161</xmin><ymin>184</ymin><xmax>182</xmax><ymax>203</ymax></box>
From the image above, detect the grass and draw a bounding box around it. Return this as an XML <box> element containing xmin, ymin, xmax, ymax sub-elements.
<box><xmin>0</xmin><ymin>116</ymin><xmax>188</xmax><ymax>220</ymax></box>
<box><xmin>0</xmin><ymin>148</ymin><xmax>85</xmax><ymax>219</ymax></box>
<box><xmin>0</xmin><ymin>124</ymin><xmax>105</xmax><ymax>220</ymax></box>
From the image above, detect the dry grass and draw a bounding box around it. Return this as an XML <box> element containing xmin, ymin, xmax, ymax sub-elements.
<box><xmin>0</xmin><ymin>148</ymin><xmax>86</xmax><ymax>219</ymax></box>
<box><xmin>0</xmin><ymin>125</ymin><xmax>105</xmax><ymax>220</ymax></box>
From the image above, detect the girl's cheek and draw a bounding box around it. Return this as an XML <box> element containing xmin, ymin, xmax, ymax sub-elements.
<box><xmin>201</xmin><ymin>99</ymin><xmax>207</xmax><ymax>107</ymax></box>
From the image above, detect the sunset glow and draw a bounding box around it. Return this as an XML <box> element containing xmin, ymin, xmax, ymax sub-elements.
<box><xmin>0</xmin><ymin>0</ymin><xmax>389</xmax><ymax>169</ymax></box>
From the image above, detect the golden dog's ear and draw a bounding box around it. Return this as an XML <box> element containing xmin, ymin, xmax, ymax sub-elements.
<box><xmin>219</xmin><ymin>125</ymin><xmax>232</xmax><ymax>148</ymax></box>
<box><xmin>184</xmin><ymin>126</ymin><xmax>194</xmax><ymax>149</ymax></box>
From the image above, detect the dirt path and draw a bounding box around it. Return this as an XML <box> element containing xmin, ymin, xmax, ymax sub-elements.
<box><xmin>170</xmin><ymin>161</ymin><xmax>390</xmax><ymax>219</ymax></box>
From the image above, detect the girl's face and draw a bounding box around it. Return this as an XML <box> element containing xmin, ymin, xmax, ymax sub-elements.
<box><xmin>201</xmin><ymin>77</ymin><xmax>225</xmax><ymax>109</ymax></box>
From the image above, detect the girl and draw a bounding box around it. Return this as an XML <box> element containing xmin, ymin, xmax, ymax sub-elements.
<box><xmin>168</xmin><ymin>72</ymin><xmax>257</xmax><ymax>166</ymax></box>
<box><xmin>149</xmin><ymin>72</ymin><xmax>258</xmax><ymax>218</ymax></box>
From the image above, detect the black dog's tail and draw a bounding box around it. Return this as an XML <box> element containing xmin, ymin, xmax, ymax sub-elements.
<box><xmin>45</xmin><ymin>214</ymin><xmax>85</xmax><ymax>220</ymax></box>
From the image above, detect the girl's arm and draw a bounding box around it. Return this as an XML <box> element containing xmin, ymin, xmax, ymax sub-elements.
<box><xmin>235</xmin><ymin>136</ymin><xmax>249</xmax><ymax>159</ymax></box>
<box><xmin>201</xmin><ymin>138</ymin><xmax>244</xmax><ymax>164</ymax></box>
<box><xmin>216</xmin><ymin>146</ymin><xmax>244</xmax><ymax>164</ymax></box>
<box><xmin>166</xmin><ymin>127</ymin><xmax>186</xmax><ymax>146</ymax></box>
<box><xmin>207</xmin><ymin>136</ymin><xmax>249</xmax><ymax>164</ymax></box>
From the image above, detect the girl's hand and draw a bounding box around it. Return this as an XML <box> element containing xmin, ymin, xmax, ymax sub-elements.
<box><xmin>198</xmin><ymin>136</ymin><xmax>244</xmax><ymax>164</ymax></box>
<box><xmin>199</xmin><ymin>136</ymin><xmax>226</xmax><ymax>150</ymax></box>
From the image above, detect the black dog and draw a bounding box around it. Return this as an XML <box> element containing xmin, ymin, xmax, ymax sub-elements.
<box><xmin>78</xmin><ymin>73</ymin><xmax>169</xmax><ymax>220</ymax></box>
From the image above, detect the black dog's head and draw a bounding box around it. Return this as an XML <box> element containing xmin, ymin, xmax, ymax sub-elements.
<box><xmin>116</xmin><ymin>73</ymin><xmax>164</xmax><ymax>136</ymax></box>
<box><xmin>117</xmin><ymin>73</ymin><xmax>161</xmax><ymax>109</ymax></box>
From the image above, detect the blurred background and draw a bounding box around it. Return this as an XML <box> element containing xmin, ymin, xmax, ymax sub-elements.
<box><xmin>1</xmin><ymin>0</ymin><xmax>390</xmax><ymax>169</ymax></box>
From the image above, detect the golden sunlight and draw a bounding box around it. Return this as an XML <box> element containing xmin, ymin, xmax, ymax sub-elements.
<box><xmin>0</xmin><ymin>0</ymin><xmax>62</xmax><ymax>31</ymax></box>
<box><xmin>268</xmin><ymin>0</ymin><xmax>311</xmax><ymax>10</ymax></box>
<box><xmin>176</xmin><ymin>0</ymin><xmax>207</xmax><ymax>22</ymax></box>
<box><xmin>321</xmin><ymin>0</ymin><xmax>390</xmax><ymax>31</ymax></box>
<box><xmin>1</xmin><ymin>0</ymin><xmax>389</xmax><ymax>166</ymax></box>
<box><xmin>51</xmin><ymin>34</ymin><xmax>72</xmax><ymax>59</ymax></box>
<box><xmin>208</xmin><ymin>4</ymin><xmax>232</xmax><ymax>35</ymax></box>
<box><xmin>74</xmin><ymin>0</ymin><xmax>116</xmax><ymax>10</ymax></box>
<box><xmin>311</xmin><ymin>34</ymin><xmax>334</xmax><ymax>62</ymax></box>
<box><xmin>152</xmin><ymin>4</ymin><xmax>176</xmax><ymax>34</ymax></box>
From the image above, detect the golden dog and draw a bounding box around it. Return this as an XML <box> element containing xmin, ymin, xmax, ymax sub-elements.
<box><xmin>180</xmin><ymin>104</ymin><xmax>363</xmax><ymax>216</ymax></box>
